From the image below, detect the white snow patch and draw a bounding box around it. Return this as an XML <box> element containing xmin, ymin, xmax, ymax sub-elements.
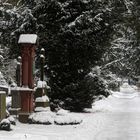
<box><xmin>35</xmin><ymin>107</ymin><xmax>50</xmax><ymax>112</ymax></box>
<box><xmin>29</xmin><ymin>110</ymin><xmax>83</xmax><ymax>125</ymax></box>
<box><xmin>11</xmin><ymin>87</ymin><xmax>34</xmax><ymax>91</ymax></box>
<box><xmin>40</xmin><ymin>54</ymin><xmax>45</xmax><ymax>58</ymax></box>
<box><xmin>56</xmin><ymin>109</ymin><xmax>69</xmax><ymax>116</ymax></box>
<box><xmin>29</xmin><ymin>112</ymin><xmax>55</xmax><ymax>124</ymax></box>
<box><xmin>10</xmin><ymin>133</ymin><xmax>48</xmax><ymax>140</ymax></box>
<box><xmin>18</xmin><ymin>34</ymin><xmax>37</xmax><ymax>44</ymax></box>
<box><xmin>112</xmin><ymin>91</ymin><xmax>138</xmax><ymax>99</ymax></box>
<box><xmin>37</xmin><ymin>81</ymin><xmax>47</xmax><ymax>88</ymax></box>
<box><xmin>92</xmin><ymin>96</ymin><xmax>113</xmax><ymax>112</ymax></box>
<box><xmin>120</xmin><ymin>83</ymin><xmax>136</xmax><ymax>94</ymax></box>
<box><xmin>0</xmin><ymin>119</ymin><xmax>10</xmax><ymax>124</ymax></box>
<box><xmin>7</xmin><ymin>116</ymin><xmax>15</xmax><ymax>122</ymax></box>
<box><xmin>54</xmin><ymin>115</ymin><xmax>83</xmax><ymax>125</ymax></box>
<box><xmin>35</xmin><ymin>95</ymin><xmax>49</xmax><ymax>102</ymax></box>
<box><xmin>6</xmin><ymin>96</ymin><xmax>11</xmax><ymax>108</ymax></box>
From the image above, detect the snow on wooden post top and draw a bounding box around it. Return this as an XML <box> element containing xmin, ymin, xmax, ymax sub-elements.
<box><xmin>18</xmin><ymin>34</ymin><xmax>38</xmax><ymax>44</ymax></box>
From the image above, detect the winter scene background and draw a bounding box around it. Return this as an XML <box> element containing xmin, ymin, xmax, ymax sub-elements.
<box><xmin>1</xmin><ymin>0</ymin><xmax>140</xmax><ymax>139</ymax></box>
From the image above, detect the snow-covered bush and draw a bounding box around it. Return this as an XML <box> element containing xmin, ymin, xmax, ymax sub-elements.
<box><xmin>56</xmin><ymin>109</ymin><xmax>69</xmax><ymax>116</ymax></box>
<box><xmin>49</xmin><ymin>71</ymin><xmax>109</xmax><ymax>112</ymax></box>
<box><xmin>7</xmin><ymin>116</ymin><xmax>16</xmax><ymax>125</ymax></box>
<box><xmin>28</xmin><ymin>109</ymin><xmax>83</xmax><ymax>125</ymax></box>
<box><xmin>28</xmin><ymin>112</ymin><xmax>55</xmax><ymax>125</ymax></box>
<box><xmin>0</xmin><ymin>119</ymin><xmax>11</xmax><ymax>131</ymax></box>
<box><xmin>54</xmin><ymin>115</ymin><xmax>82</xmax><ymax>125</ymax></box>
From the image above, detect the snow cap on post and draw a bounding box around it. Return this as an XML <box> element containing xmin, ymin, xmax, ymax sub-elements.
<box><xmin>18</xmin><ymin>34</ymin><xmax>38</xmax><ymax>44</ymax></box>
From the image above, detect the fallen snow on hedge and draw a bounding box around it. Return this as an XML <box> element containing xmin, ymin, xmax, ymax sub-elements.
<box><xmin>0</xmin><ymin>118</ymin><xmax>11</xmax><ymax>131</ymax></box>
<box><xmin>29</xmin><ymin>109</ymin><xmax>83</xmax><ymax>125</ymax></box>
<box><xmin>7</xmin><ymin>116</ymin><xmax>16</xmax><ymax>125</ymax></box>
<box><xmin>54</xmin><ymin>115</ymin><xmax>83</xmax><ymax>125</ymax></box>
<box><xmin>28</xmin><ymin>112</ymin><xmax>55</xmax><ymax>125</ymax></box>
<box><xmin>56</xmin><ymin>109</ymin><xmax>69</xmax><ymax>116</ymax></box>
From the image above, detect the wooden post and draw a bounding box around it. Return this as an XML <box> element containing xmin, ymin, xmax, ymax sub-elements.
<box><xmin>28</xmin><ymin>46</ymin><xmax>36</xmax><ymax>89</ymax></box>
<box><xmin>18</xmin><ymin>34</ymin><xmax>37</xmax><ymax>123</ymax></box>
<box><xmin>21</xmin><ymin>46</ymin><xmax>29</xmax><ymax>87</ymax></box>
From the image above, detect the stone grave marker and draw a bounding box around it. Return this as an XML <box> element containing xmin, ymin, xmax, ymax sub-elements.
<box><xmin>0</xmin><ymin>91</ymin><xmax>6</xmax><ymax>121</ymax></box>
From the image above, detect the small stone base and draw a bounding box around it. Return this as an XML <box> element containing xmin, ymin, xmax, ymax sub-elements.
<box><xmin>19</xmin><ymin>113</ymin><xmax>30</xmax><ymax>123</ymax></box>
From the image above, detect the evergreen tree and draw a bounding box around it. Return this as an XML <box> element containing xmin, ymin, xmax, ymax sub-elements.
<box><xmin>32</xmin><ymin>0</ymin><xmax>114</xmax><ymax>111</ymax></box>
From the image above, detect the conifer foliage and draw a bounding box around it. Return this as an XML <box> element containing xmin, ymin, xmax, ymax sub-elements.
<box><xmin>32</xmin><ymin>0</ymin><xmax>113</xmax><ymax>111</ymax></box>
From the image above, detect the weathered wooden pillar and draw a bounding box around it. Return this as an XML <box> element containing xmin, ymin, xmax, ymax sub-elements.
<box><xmin>28</xmin><ymin>46</ymin><xmax>36</xmax><ymax>89</ymax></box>
<box><xmin>0</xmin><ymin>91</ymin><xmax>6</xmax><ymax>121</ymax></box>
<box><xmin>18</xmin><ymin>34</ymin><xmax>37</xmax><ymax>123</ymax></box>
<box><xmin>21</xmin><ymin>46</ymin><xmax>29</xmax><ymax>87</ymax></box>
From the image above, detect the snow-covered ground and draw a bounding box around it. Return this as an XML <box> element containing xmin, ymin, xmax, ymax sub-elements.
<box><xmin>1</xmin><ymin>83</ymin><xmax>140</xmax><ymax>140</ymax></box>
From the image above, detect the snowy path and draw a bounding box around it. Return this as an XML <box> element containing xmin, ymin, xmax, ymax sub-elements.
<box><xmin>94</xmin><ymin>112</ymin><xmax>140</xmax><ymax>140</ymax></box>
<box><xmin>1</xmin><ymin>83</ymin><xmax>140</xmax><ymax>140</ymax></box>
<box><xmin>93</xmin><ymin>84</ymin><xmax>140</xmax><ymax>140</ymax></box>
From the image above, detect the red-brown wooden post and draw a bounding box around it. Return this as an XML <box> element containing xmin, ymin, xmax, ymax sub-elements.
<box><xmin>21</xmin><ymin>46</ymin><xmax>29</xmax><ymax>87</ymax></box>
<box><xmin>18</xmin><ymin>34</ymin><xmax>37</xmax><ymax>123</ymax></box>
<box><xmin>28</xmin><ymin>45</ymin><xmax>36</xmax><ymax>89</ymax></box>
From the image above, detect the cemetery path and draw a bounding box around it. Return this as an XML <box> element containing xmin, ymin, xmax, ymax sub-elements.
<box><xmin>1</xmin><ymin>83</ymin><xmax>140</xmax><ymax>140</ymax></box>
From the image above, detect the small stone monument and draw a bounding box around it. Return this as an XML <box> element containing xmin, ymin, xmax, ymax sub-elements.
<box><xmin>18</xmin><ymin>34</ymin><xmax>38</xmax><ymax>123</ymax></box>
<box><xmin>35</xmin><ymin>48</ymin><xmax>49</xmax><ymax>112</ymax></box>
<box><xmin>9</xmin><ymin>56</ymin><xmax>21</xmax><ymax>115</ymax></box>
<box><xmin>0</xmin><ymin>91</ymin><xmax>6</xmax><ymax>121</ymax></box>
